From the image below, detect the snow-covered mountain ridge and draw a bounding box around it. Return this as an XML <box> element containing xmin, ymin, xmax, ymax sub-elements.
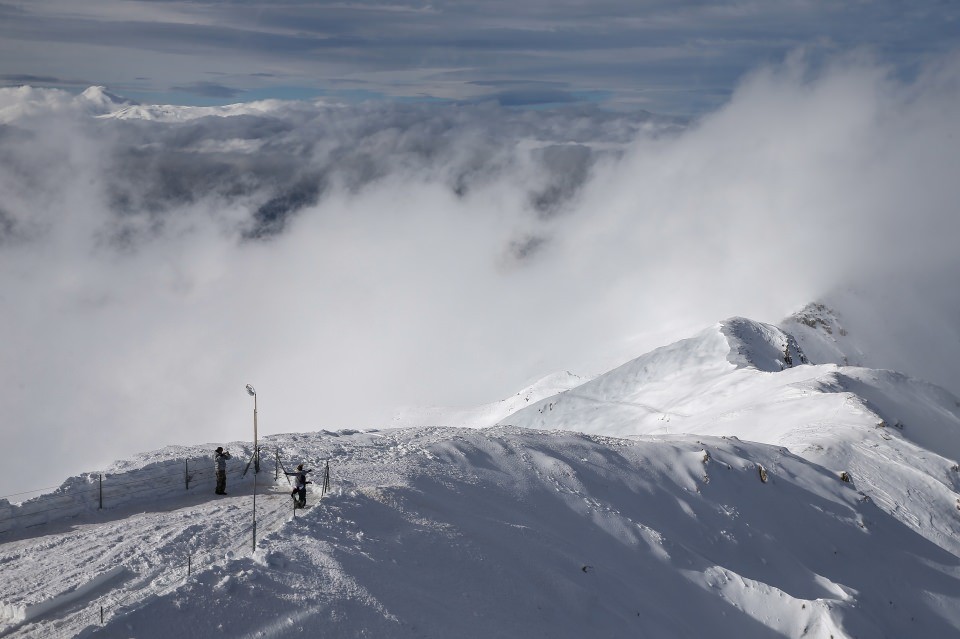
<box><xmin>3</xmin><ymin>315</ymin><xmax>960</xmax><ymax>638</ymax></box>
<box><xmin>391</xmin><ymin>370</ymin><xmax>588</xmax><ymax>429</ymax></box>
<box><xmin>104</xmin><ymin>99</ymin><xmax>307</xmax><ymax>123</ymax></box>
<box><xmin>0</xmin><ymin>86</ymin><xmax>135</xmax><ymax>123</ymax></box>
<box><xmin>0</xmin><ymin>86</ymin><xmax>300</xmax><ymax>124</ymax></box>
<box><xmin>503</xmin><ymin>317</ymin><xmax>960</xmax><ymax>553</ymax></box>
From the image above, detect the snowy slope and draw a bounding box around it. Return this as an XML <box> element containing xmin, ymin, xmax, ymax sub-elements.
<box><xmin>500</xmin><ymin>318</ymin><xmax>808</xmax><ymax>439</ymax></box>
<box><xmin>782</xmin><ymin>294</ymin><xmax>960</xmax><ymax>404</ymax></box>
<box><xmin>3</xmin><ymin>316</ymin><xmax>960</xmax><ymax>638</ymax></box>
<box><xmin>781</xmin><ymin>303</ymin><xmax>861</xmax><ymax>367</ymax></box>
<box><xmin>104</xmin><ymin>99</ymin><xmax>304</xmax><ymax>122</ymax></box>
<box><xmin>0</xmin><ymin>85</ymin><xmax>314</xmax><ymax>127</ymax></box>
<box><xmin>0</xmin><ymin>86</ymin><xmax>133</xmax><ymax>123</ymax></box>
<box><xmin>2</xmin><ymin>428</ymin><xmax>959</xmax><ymax>638</ymax></box>
<box><xmin>391</xmin><ymin>370</ymin><xmax>588</xmax><ymax>429</ymax></box>
<box><xmin>502</xmin><ymin>318</ymin><xmax>960</xmax><ymax>556</ymax></box>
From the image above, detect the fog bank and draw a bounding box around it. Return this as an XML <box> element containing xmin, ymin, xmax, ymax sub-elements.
<box><xmin>2</xmin><ymin>52</ymin><xmax>959</xmax><ymax>496</ymax></box>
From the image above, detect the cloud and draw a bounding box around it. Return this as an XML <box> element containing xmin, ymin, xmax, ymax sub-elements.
<box><xmin>467</xmin><ymin>80</ymin><xmax>589</xmax><ymax>106</ymax></box>
<box><xmin>1</xmin><ymin>1</ymin><xmax>957</xmax><ymax>111</ymax></box>
<box><xmin>1</xmin><ymin>51</ymin><xmax>960</xmax><ymax>498</ymax></box>
<box><xmin>169</xmin><ymin>81</ymin><xmax>244</xmax><ymax>99</ymax></box>
<box><xmin>0</xmin><ymin>73</ymin><xmax>69</xmax><ymax>85</ymax></box>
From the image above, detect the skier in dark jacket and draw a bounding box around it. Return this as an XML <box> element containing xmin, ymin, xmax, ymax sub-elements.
<box><xmin>285</xmin><ymin>463</ymin><xmax>313</xmax><ymax>508</ymax></box>
<box><xmin>214</xmin><ymin>446</ymin><xmax>231</xmax><ymax>495</ymax></box>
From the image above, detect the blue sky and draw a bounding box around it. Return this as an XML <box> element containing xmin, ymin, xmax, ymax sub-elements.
<box><xmin>1</xmin><ymin>0</ymin><xmax>958</xmax><ymax>113</ymax></box>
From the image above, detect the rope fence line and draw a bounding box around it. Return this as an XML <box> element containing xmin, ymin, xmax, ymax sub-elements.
<box><xmin>28</xmin><ymin>453</ymin><xmax>334</xmax><ymax>639</ymax></box>
<box><xmin>0</xmin><ymin>469</ymin><xmax>256</xmax><ymax>527</ymax></box>
<box><xmin>1</xmin><ymin>485</ymin><xmax>70</xmax><ymax>499</ymax></box>
<box><xmin>45</xmin><ymin>491</ymin><xmax>304</xmax><ymax>639</ymax></box>
<box><xmin>0</xmin><ymin>459</ymin><xmax>245</xmax><ymax>504</ymax></box>
<box><xmin>0</xmin><ymin>460</ymin><xmax>253</xmax><ymax>533</ymax></box>
<box><xmin>0</xmin><ymin>458</ymin><xmax>195</xmax><ymax>502</ymax></box>
<box><xmin>1</xmin><ymin>447</ymin><xmax>338</xmax><ymax>637</ymax></box>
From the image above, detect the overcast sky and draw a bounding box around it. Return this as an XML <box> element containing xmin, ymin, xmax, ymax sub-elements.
<box><xmin>0</xmin><ymin>0</ymin><xmax>958</xmax><ymax>113</ymax></box>
<box><xmin>1</xmin><ymin>3</ymin><xmax>960</xmax><ymax>498</ymax></box>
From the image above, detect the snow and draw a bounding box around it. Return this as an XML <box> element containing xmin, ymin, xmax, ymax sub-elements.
<box><xmin>2</xmin><ymin>317</ymin><xmax>960</xmax><ymax>637</ymax></box>
<box><xmin>391</xmin><ymin>370</ymin><xmax>588</xmax><ymax>429</ymax></box>
<box><xmin>0</xmin><ymin>85</ymin><xmax>314</xmax><ymax>125</ymax></box>
<box><xmin>104</xmin><ymin>99</ymin><xmax>304</xmax><ymax>123</ymax></box>
<box><xmin>784</xmin><ymin>294</ymin><xmax>960</xmax><ymax>404</ymax></box>
<box><xmin>0</xmin><ymin>86</ymin><xmax>134</xmax><ymax>123</ymax></box>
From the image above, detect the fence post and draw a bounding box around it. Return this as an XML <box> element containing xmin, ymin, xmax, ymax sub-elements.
<box><xmin>322</xmin><ymin>461</ymin><xmax>330</xmax><ymax>497</ymax></box>
<box><xmin>185</xmin><ymin>460</ymin><xmax>189</xmax><ymax>491</ymax></box>
<box><xmin>275</xmin><ymin>448</ymin><xmax>279</xmax><ymax>481</ymax></box>
<box><xmin>99</xmin><ymin>474</ymin><xmax>103</xmax><ymax>510</ymax></box>
<box><xmin>100</xmin><ymin>605</ymin><xmax>104</xmax><ymax>625</ymax></box>
<box><xmin>188</xmin><ymin>553</ymin><xmax>192</xmax><ymax>576</ymax></box>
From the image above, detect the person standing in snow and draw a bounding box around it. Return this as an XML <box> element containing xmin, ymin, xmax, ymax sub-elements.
<box><xmin>214</xmin><ymin>446</ymin><xmax>231</xmax><ymax>495</ymax></box>
<box><xmin>285</xmin><ymin>463</ymin><xmax>313</xmax><ymax>508</ymax></box>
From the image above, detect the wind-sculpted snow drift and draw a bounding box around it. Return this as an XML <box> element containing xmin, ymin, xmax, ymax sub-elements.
<box><xmin>2</xmin><ymin>316</ymin><xmax>960</xmax><ymax>638</ymax></box>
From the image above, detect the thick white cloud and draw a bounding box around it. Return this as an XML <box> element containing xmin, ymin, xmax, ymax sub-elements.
<box><xmin>1</xmin><ymin>51</ymin><xmax>959</xmax><ymax>497</ymax></box>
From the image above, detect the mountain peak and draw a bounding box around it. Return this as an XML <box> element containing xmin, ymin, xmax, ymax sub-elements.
<box><xmin>720</xmin><ymin>316</ymin><xmax>808</xmax><ymax>372</ymax></box>
<box><xmin>77</xmin><ymin>86</ymin><xmax>137</xmax><ymax>115</ymax></box>
<box><xmin>781</xmin><ymin>302</ymin><xmax>861</xmax><ymax>367</ymax></box>
<box><xmin>788</xmin><ymin>302</ymin><xmax>848</xmax><ymax>337</ymax></box>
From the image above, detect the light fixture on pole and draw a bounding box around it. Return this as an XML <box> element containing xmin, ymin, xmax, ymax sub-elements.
<box><xmin>245</xmin><ymin>384</ymin><xmax>259</xmax><ymax>473</ymax></box>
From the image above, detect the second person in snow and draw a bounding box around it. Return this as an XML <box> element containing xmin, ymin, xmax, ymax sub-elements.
<box><xmin>285</xmin><ymin>463</ymin><xmax>313</xmax><ymax>508</ymax></box>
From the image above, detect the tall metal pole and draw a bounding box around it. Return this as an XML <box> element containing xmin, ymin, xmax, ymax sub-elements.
<box><xmin>253</xmin><ymin>392</ymin><xmax>259</xmax><ymax>474</ymax></box>
<box><xmin>246</xmin><ymin>383</ymin><xmax>259</xmax><ymax>551</ymax></box>
<box><xmin>247</xmin><ymin>384</ymin><xmax>260</xmax><ymax>475</ymax></box>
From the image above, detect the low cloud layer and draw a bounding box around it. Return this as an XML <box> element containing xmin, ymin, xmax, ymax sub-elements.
<box><xmin>2</xmin><ymin>51</ymin><xmax>960</xmax><ymax>496</ymax></box>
